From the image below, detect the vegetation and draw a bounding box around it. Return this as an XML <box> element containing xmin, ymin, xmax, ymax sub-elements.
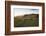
<box><xmin>14</xmin><ymin>14</ymin><xmax>39</xmax><ymax>27</ymax></box>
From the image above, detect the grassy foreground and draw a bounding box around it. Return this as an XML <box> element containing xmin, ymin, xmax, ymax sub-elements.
<box><xmin>14</xmin><ymin>14</ymin><xmax>39</xmax><ymax>27</ymax></box>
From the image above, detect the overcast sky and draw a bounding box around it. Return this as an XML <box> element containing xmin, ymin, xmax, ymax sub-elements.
<box><xmin>13</xmin><ymin>8</ymin><xmax>39</xmax><ymax>17</ymax></box>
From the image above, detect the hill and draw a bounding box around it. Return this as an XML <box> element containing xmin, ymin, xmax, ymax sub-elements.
<box><xmin>14</xmin><ymin>14</ymin><xmax>39</xmax><ymax>27</ymax></box>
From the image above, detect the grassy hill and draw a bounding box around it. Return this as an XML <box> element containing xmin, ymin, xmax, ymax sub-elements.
<box><xmin>14</xmin><ymin>14</ymin><xmax>39</xmax><ymax>27</ymax></box>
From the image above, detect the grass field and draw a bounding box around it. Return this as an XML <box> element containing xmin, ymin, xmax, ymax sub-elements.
<box><xmin>14</xmin><ymin>14</ymin><xmax>39</xmax><ymax>27</ymax></box>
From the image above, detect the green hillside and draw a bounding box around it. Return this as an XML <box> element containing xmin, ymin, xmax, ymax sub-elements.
<box><xmin>14</xmin><ymin>14</ymin><xmax>39</xmax><ymax>27</ymax></box>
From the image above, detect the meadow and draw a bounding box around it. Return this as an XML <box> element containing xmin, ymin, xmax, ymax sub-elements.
<box><xmin>14</xmin><ymin>14</ymin><xmax>39</xmax><ymax>27</ymax></box>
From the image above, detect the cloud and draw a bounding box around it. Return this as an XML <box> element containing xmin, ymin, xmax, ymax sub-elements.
<box><xmin>14</xmin><ymin>8</ymin><xmax>39</xmax><ymax>17</ymax></box>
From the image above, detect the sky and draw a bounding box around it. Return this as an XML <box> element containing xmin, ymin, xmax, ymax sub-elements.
<box><xmin>13</xmin><ymin>8</ymin><xmax>39</xmax><ymax>17</ymax></box>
